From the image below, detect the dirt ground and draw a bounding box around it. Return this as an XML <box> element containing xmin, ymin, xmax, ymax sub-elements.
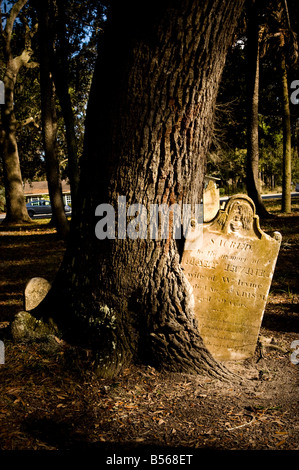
<box><xmin>0</xmin><ymin>203</ymin><xmax>298</xmax><ymax>462</ymax></box>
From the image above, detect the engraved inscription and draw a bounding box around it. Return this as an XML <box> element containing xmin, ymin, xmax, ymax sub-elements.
<box><xmin>181</xmin><ymin>195</ymin><xmax>282</xmax><ymax>361</ymax></box>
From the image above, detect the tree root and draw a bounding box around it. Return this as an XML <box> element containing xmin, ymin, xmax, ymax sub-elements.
<box><xmin>150</xmin><ymin>331</ymin><xmax>247</xmax><ymax>385</ymax></box>
<box><xmin>256</xmin><ymin>335</ymin><xmax>288</xmax><ymax>362</ymax></box>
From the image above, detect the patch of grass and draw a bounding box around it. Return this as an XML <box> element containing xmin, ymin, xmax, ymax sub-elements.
<box><xmin>263</xmin><ymin>196</ymin><xmax>299</xmax><ymax>214</ymax></box>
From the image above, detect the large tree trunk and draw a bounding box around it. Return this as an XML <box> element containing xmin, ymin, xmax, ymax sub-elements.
<box><xmin>245</xmin><ymin>0</ymin><xmax>270</xmax><ymax>218</ymax></box>
<box><xmin>37</xmin><ymin>0</ymin><xmax>70</xmax><ymax>239</ymax></box>
<box><xmin>37</xmin><ymin>0</ymin><xmax>245</xmax><ymax>379</ymax></box>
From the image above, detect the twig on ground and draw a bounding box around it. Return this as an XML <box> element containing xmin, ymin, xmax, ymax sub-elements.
<box><xmin>226</xmin><ymin>415</ymin><xmax>256</xmax><ymax>432</ymax></box>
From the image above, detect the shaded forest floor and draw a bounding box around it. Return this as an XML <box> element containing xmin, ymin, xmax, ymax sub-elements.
<box><xmin>0</xmin><ymin>199</ymin><xmax>298</xmax><ymax>460</ymax></box>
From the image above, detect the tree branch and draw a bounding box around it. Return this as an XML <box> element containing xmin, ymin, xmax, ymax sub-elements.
<box><xmin>24</xmin><ymin>61</ymin><xmax>39</xmax><ymax>69</ymax></box>
<box><xmin>283</xmin><ymin>0</ymin><xmax>291</xmax><ymax>31</ymax></box>
<box><xmin>4</xmin><ymin>0</ymin><xmax>28</xmax><ymax>42</ymax></box>
<box><xmin>18</xmin><ymin>116</ymin><xmax>40</xmax><ymax>129</ymax></box>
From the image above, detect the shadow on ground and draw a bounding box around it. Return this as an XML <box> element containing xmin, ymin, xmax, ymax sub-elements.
<box><xmin>262</xmin><ymin>304</ymin><xmax>299</xmax><ymax>333</ymax></box>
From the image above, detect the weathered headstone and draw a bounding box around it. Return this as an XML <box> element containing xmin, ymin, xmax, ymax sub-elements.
<box><xmin>203</xmin><ymin>176</ymin><xmax>220</xmax><ymax>222</ymax></box>
<box><xmin>24</xmin><ymin>277</ymin><xmax>51</xmax><ymax>311</ymax></box>
<box><xmin>181</xmin><ymin>194</ymin><xmax>281</xmax><ymax>361</ymax></box>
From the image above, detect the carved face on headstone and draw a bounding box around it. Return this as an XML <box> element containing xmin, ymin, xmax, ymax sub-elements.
<box><xmin>215</xmin><ymin>199</ymin><xmax>255</xmax><ymax>237</ymax></box>
<box><xmin>227</xmin><ymin>201</ymin><xmax>253</xmax><ymax>235</ymax></box>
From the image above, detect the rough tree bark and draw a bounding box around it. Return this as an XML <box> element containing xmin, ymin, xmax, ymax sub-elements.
<box><xmin>37</xmin><ymin>0</ymin><xmax>245</xmax><ymax>379</ymax></box>
<box><xmin>0</xmin><ymin>0</ymin><xmax>35</xmax><ymax>224</ymax></box>
<box><xmin>245</xmin><ymin>0</ymin><xmax>270</xmax><ymax>218</ymax></box>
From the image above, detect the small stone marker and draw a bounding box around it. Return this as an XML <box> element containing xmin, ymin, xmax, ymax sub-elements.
<box><xmin>24</xmin><ymin>277</ymin><xmax>51</xmax><ymax>311</ymax></box>
<box><xmin>181</xmin><ymin>194</ymin><xmax>281</xmax><ymax>361</ymax></box>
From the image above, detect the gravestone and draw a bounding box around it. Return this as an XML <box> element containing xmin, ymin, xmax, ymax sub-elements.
<box><xmin>24</xmin><ymin>277</ymin><xmax>51</xmax><ymax>311</ymax></box>
<box><xmin>203</xmin><ymin>176</ymin><xmax>220</xmax><ymax>222</ymax></box>
<box><xmin>181</xmin><ymin>194</ymin><xmax>281</xmax><ymax>361</ymax></box>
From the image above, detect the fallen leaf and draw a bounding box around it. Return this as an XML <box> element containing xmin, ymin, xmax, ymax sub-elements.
<box><xmin>276</xmin><ymin>439</ymin><xmax>287</xmax><ymax>447</ymax></box>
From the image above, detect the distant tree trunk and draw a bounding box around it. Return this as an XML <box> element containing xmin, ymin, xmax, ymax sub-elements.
<box><xmin>53</xmin><ymin>73</ymin><xmax>79</xmax><ymax>207</ymax></box>
<box><xmin>52</xmin><ymin>0</ymin><xmax>80</xmax><ymax>208</ymax></box>
<box><xmin>37</xmin><ymin>0</ymin><xmax>245</xmax><ymax>379</ymax></box>
<box><xmin>36</xmin><ymin>0</ymin><xmax>69</xmax><ymax>239</ymax></box>
<box><xmin>246</xmin><ymin>0</ymin><xmax>270</xmax><ymax>218</ymax></box>
<box><xmin>280</xmin><ymin>44</ymin><xmax>292</xmax><ymax>213</ymax></box>
<box><xmin>41</xmin><ymin>74</ymin><xmax>70</xmax><ymax>239</ymax></box>
<box><xmin>0</xmin><ymin>0</ymin><xmax>34</xmax><ymax>224</ymax></box>
<box><xmin>1</xmin><ymin>60</ymin><xmax>31</xmax><ymax>224</ymax></box>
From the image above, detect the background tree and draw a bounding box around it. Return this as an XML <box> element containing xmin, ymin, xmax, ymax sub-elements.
<box><xmin>280</xmin><ymin>28</ymin><xmax>292</xmax><ymax>213</ymax></box>
<box><xmin>208</xmin><ymin>38</ymin><xmax>248</xmax><ymax>195</ymax></box>
<box><xmin>35</xmin><ymin>0</ymin><xmax>70</xmax><ymax>239</ymax></box>
<box><xmin>275</xmin><ymin>1</ymin><xmax>298</xmax><ymax>213</ymax></box>
<box><xmin>33</xmin><ymin>0</ymin><xmax>105</xmax><ymax>236</ymax></box>
<box><xmin>36</xmin><ymin>0</ymin><xmax>245</xmax><ymax>380</ymax></box>
<box><xmin>0</xmin><ymin>0</ymin><xmax>102</xmax><ymax>218</ymax></box>
<box><xmin>0</xmin><ymin>0</ymin><xmax>37</xmax><ymax>224</ymax></box>
<box><xmin>259</xmin><ymin>0</ymin><xmax>298</xmax><ymax>212</ymax></box>
<box><xmin>47</xmin><ymin>0</ymin><xmax>104</xmax><ymax>208</ymax></box>
<box><xmin>50</xmin><ymin>0</ymin><xmax>80</xmax><ymax>207</ymax></box>
<box><xmin>209</xmin><ymin>0</ymin><xmax>298</xmax><ymax>206</ymax></box>
<box><xmin>245</xmin><ymin>0</ymin><xmax>270</xmax><ymax>217</ymax></box>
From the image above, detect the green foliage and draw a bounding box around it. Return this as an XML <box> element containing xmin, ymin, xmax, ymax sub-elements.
<box><xmin>1</xmin><ymin>0</ymin><xmax>298</xmax><ymax>202</ymax></box>
<box><xmin>209</xmin><ymin>0</ymin><xmax>299</xmax><ymax>196</ymax></box>
<box><xmin>0</xmin><ymin>0</ymin><xmax>107</xmax><ymax>187</ymax></box>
